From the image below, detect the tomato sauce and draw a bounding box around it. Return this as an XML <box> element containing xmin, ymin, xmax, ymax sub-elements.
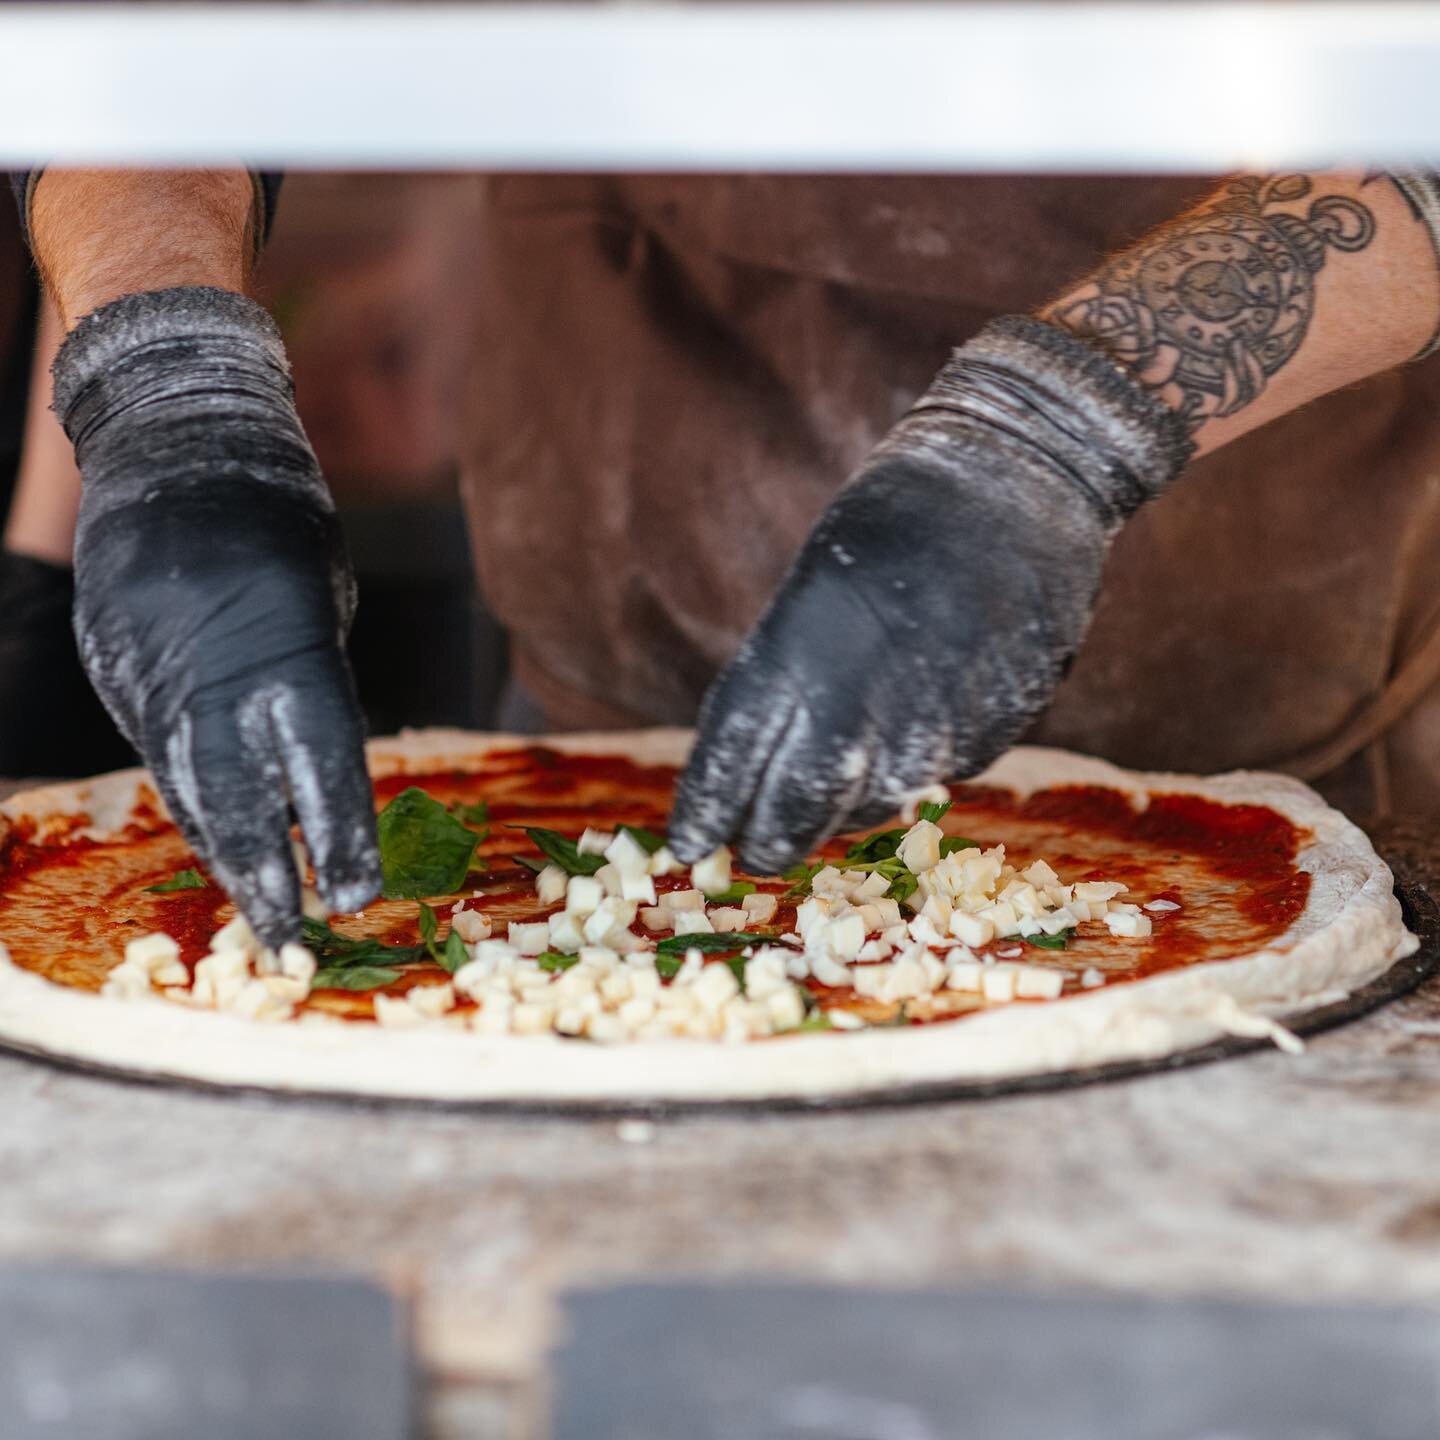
<box><xmin>0</xmin><ymin>748</ymin><xmax>1312</xmax><ymax>1025</ymax></box>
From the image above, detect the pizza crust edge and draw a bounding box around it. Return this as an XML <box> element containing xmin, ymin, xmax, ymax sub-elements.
<box><xmin>0</xmin><ymin>731</ymin><xmax>1417</xmax><ymax>1105</ymax></box>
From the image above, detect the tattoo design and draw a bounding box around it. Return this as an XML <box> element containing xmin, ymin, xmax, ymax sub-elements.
<box><xmin>1049</xmin><ymin>175</ymin><xmax>1375</xmax><ymax>429</ymax></box>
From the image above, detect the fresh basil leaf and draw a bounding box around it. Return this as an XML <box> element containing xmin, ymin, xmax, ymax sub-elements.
<box><xmin>783</xmin><ymin>861</ymin><xmax>823</xmax><ymax>897</ymax></box>
<box><xmin>616</xmin><ymin>823</ymin><xmax>665</xmax><ymax>855</ymax></box>
<box><xmin>145</xmin><ymin>867</ymin><xmax>208</xmax><ymax>894</ymax></box>
<box><xmin>655</xmin><ymin>953</ymin><xmax>681</xmax><ymax>981</ymax></box>
<box><xmin>300</xmin><ymin>916</ymin><xmax>424</xmax><ymax>968</ymax></box>
<box><xmin>939</xmin><ymin>836</ymin><xmax>980</xmax><ymax>857</ymax></box>
<box><xmin>378</xmin><ymin>787</ymin><xmax>481</xmax><ymax>899</ymax></box>
<box><xmin>448</xmin><ymin>798</ymin><xmax>490</xmax><ymax>826</ymax></box>
<box><xmin>312</xmin><ymin>964</ymin><xmax>402</xmax><ymax>992</ymax></box>
<box><xmin>512</xmin><ymin>826</ymin><xmax>605</xmax><ymax>878</ymax></box>
<box><xmin>723</xmin><ymin>954</ymin><xmax>748</xmax><ymax>991</ymax></box>
<box><xmin>418</xmin><ymin>901</ymin><xmax>439</xmax><ymax>952</ymax></box>
<box><xmin>1025</xmin><ymin>929</ymin><xmax>1074</xmax><ymax>951</ymax></box>
<box><xmin>654</xmin><ymin>930</ymin><xmax>778</xmax><ymax>957</ymax></box>
<box><xmin>442</xmin><ymin>929</ymin><xmax>470</xmax><ymax>974</ymax></box>
<box><xmin>917</xmin><ymin>799</ymin><xmax>953</xmax><ymax>824</ymax></box>
<box><xmin>888</xmin><ymin>871</ymin><xmax>919</xmax><ymax>907</ymax></box>
<box><xmin>515</xmin><ymin>855</ymin><xmax>549</xmax><ymax>874</ymax></box>
<box><xmin>538</xmin><ymin>951</ymin><xmax>580</xmax><ymax>973</ymax></box>
<box><xmin>702</xmin><ymin>880</ymin><xmax>756</xmax><ymax>904</ymax></box>
<box><xmin>789</xmin><ymin>1013</ymin><xmax>836</xmax><ymax>1033</ymax></box>
<box><xmin>844</xmin><ymin>828</ymin><xmax>906</xmax><ymax>864</ymax></box>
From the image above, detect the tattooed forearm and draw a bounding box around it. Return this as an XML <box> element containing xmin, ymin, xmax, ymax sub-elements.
<box><xmin>1045</xmin><ymin>175</ymin><xmax>1375</xmax><ymax>432</ymax></box>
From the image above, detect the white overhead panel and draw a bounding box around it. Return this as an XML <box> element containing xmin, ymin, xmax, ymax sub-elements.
<box><xmin>2</xmin><ymin>3</ymin><xmax>1439</xmax><ymax>172</ymax></box>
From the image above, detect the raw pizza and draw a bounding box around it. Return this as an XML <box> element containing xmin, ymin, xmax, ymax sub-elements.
<box><xmin>0</xmin><ymin>729</ymin><xmax>1417</xmax><ymax>1105</ymax></box>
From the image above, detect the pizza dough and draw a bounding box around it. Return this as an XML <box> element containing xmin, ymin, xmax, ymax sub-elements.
<box><xmin>0</xmin><ymin>730</ymin><xmax>1417</xmax><ymax>1106</ymax></box>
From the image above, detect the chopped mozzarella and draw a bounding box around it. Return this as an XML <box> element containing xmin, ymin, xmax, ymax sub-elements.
<box><xmin>708</xmin><ymin>906</ymin><xmax>748</xmax><ymax>933</ymax></box>
<box><xmin>1105</xmin><ymin>909</ymin><xmax>1153</xmax><ymax>938</ymax></box>
<box><xmin>577</xmin><ymin>828</ymin><xmax>614</xmax><ymax>856</ymax></box>
<box><xmin>671</xmin><ymin>908</ymin><xmax>714</xmax><ymax>937</ymax></box>
<box><xmin>566</xmin><ymin>874</ymin><xmax>604</xmax><ymax>915</ymax></box>
<box><xmin>982</xmin><ymin>965</ymin><xmax>1018</xmax><ymax>1002</ymax></box>
<box><xmin>1144</xmin><ymin>898</ymin><xmax>1182</xmax><ymax>913</ymax></box>
<box><xmin>507</xmin><ymin>921</ymin><xmax>550</xmax><ymax>955</ymax></box>
<box><xmin>741</xmin><ymin>892</ymin><xmax>779</xmax><ymax>925</ymax></box>
<box><xmin>1016</xmin><ymin>966</ymin><xmax>1064</xmax><ymax>1000</ymax></box>
<box><xmin>1081</xmin><ymin>967</ymin><xmax>1106</xmax><ymax>988</ymax></box>
<box><xmin>691</xmin><ymin>845</ymin><xmax>733</xmax><ymax>896</ymax></box>
<box><xmin>898</xmin><ymin>819</ymin><xmax>943</xmax><ymax>874</ymax></box>
<box><xmin>452</xmin><ymin>908</ymin><xmax>492</xmax><ymax>943</ymax></box>
<box><xmin>535</xmin><ymin>864</ymin><xmax>568</xmax><ymax>906</ymax></box>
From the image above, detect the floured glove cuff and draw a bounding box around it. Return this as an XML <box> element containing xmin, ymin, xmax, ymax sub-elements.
<box><xmin>52</xmin><ymin>285</ymin><xmax>333</xmax><ymax>517</ymax></box>
<box><xmin>878</xmin><ymin>314</ymin><xmax>1195</xmax><ymax>530</ymax></box>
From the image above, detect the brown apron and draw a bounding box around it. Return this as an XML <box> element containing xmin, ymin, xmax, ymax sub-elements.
<box><xmin>460</xmin><ymin>175</ymin><xmax>1440</xmax><ymax>818</ymax></box>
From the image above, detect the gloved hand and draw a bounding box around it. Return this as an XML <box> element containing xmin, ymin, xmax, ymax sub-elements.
<box><xmin>669</xmin><ymin>315</ymin><xmax>1194</xmax><ymax>874</ymax></box>
<box><xmin>54</xmin><ymin>286</ymin><xmax>379</xmax><ymax>946</ymax></box>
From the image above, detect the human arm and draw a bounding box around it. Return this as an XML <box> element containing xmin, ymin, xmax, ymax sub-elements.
<box><xmin>25</xmin><ymin>169</ymin><xmax>379</xmax><ymax>943</ymax></box>
<box><xmin>669</xmin><ymin>172</ymin><xmax>1440</xmax><ymax>871</ymax></box>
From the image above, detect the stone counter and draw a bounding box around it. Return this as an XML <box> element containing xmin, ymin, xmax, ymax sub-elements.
<box><xmin>3</xmin><ymin>814</ymin><xmax>1440</xmax><ymax>1437</ymax></box>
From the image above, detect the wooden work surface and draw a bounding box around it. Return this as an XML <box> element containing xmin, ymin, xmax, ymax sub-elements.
<box><xmin>4</xmin><ymin>803</ymin><xmax>1440</xmax><ymax>1438</ymax></box>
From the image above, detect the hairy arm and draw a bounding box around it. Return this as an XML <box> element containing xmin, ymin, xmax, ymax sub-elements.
<box><xmin>28</xmin><ymin>168</ymin><xmax>254</xmax><ymax>329</ymax></box>
<box><xmin>1043</xmin><ymin>171</ymin><xmax>1440</xmax><ymax>457</ymax></box>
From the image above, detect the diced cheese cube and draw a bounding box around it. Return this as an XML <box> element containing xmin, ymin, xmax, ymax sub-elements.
<box><xmin>898</xmin><ymin>820</ymin><xmax>943</xmax><ymax>874</ymax></box>
<box><xmin>511</xmin><ymin>1001</ymin><xmax>555</xmax><ymax>1034</ymax></box>
<box><xmin>850</xmin><ymin>964</ymin><xmax>887</xmax><ymax>998</ymax></box>
<box><xmin>693</xmin><ymin>962</ymin><xmax>741</xmax><ymax>1011</ymax></box>
<box><xmin>577</xmin><ymin>828</ymin><xmax>614</xmax><ymax>856</ymax></box>
<box><xmin>1075</xmin><ymin>881</ymin><xmax>1127</xmax><ymax>903</ymax></box>
<box><xmin>1105</xmin><ymin>909</ymin><xmax>1153</xmax><ymax>938</ymax></box>
<box><xmin>535</xmin><ymin>864</ymin><xmax>568</xmax><ymax>906</ymax></box>
<box><xmin>828</xmin><ymin>1008</ymin><xmax>866</xmax><ymax>1031</ymax></box>
<box><xmin>1038</xmin><ymin>907</ymin><xmax>1076</xmax><ymax>936</ymax></box>
<box><xmin>982</xmin><ymin>901</ymin><xmax>1021</xmax><ymax>938</ymax></box>
<box><xmin>856</xmin><ymin>937</ymin><xmax>894</xmax><ymax>962</ymax></box>
<box><xmin>671</xmin><ymin>909</ymin><xmax>714</xmax><ymax>937</ymax></box>
<box><xmin>1023</xmin><ymin>859</ymin><xmax>1060</xmax><ymax>888</ymax></box>
<box><xmin>949</xmin><ymin>910</ymin><xmax>995</xmax><ymax>948</ymax></box>
<box><xmin>741</xmin><ymin>892</ymin><xmax>779</xmax><ymax>925</ymax></box>
<box><xmin>810</xmin><ymin>952</ymin><xmax>851</xmax><ymax>988</ymax></box>
<box><xmin>648</xmin><ymin>845</ymin><xmax>683</xmax><ymax>877</ymax></box>
<box><xmin>565</xmin><ymin>875</ymin><xmax>604</xmax><ymax>916</ymax></box>
<box><xmin>277</xmin><ymin>942</ymin><xmax>317</xmax><ymax>989</ymax></box>
<box><xmin>883</xmin><ymin>953</ymin><xmax>932</xmax><ymax>1001</ymax></box>
<box><xmin>708</xmin><ymin>906</ymin><xmax>748</xmax><ymax>933</ymax></box>
<box><xmin>452</xmin><ymin>908</ymin><xmax>492</xmax><ymax>943</ymax></box>
<box><xmin>594</xmin><ymin>863</ymin><xmax>623</xmax><ymax>896</ymax></box>
<box><xmin>873</xmin><ymin>898</ymin><xmax>903</xmax><ymax>929</ymax></box>
<box><xmin>856</xmin><ymin>871</ymin><xmax>891</xmax><ymax>900</ymax></box>
<box><xmin>981</xmin><ymin>965</ymin><xmax>1018</xmax><ymax>1003</ymax></box>
<box><xmin>409</xmin><ymin>982</ymin><xmax>457</xmax><ymax>1018</ymax></box>
<box><xmin>639</xmin><ymin>906</ymin><xmax>671</xmax><ymax>933</ymax></box>
<box><xmin>691</xmin><ymin>845</ymin><xmax>733</xmax><ymax>896</ymax></box>
<box><xmin>584</xmin><ymin>897</ymin><xmax>639</xmax><ymax>945</ymax></box>
<box><xmin>665</xmin><ymin>888</ymin><xmax>704</xmax><ymax>913</ymax></box>
<box><xmin>210</xmin><ymin>915</ymin><xmax>257</xmax><ymax>956</ymax></box>
<box><xmin>618</xmin><ymin>995</ymin><xmax>658</xmax><ymax>1030</ymax></box>
<box><xmin>585</xmin><ymin>1013</ymin><xmax>627</xmax><ymax>1044</ymax></box>
<box><xmin>795</xmin><ymin>896</ymin><xmax>833</xmax><ymax>937</ymax></box>
<box><xmin>1081</xmin><ymin>967</ymin><xmax>1106</xmax><ymax>989</ymax></box>
<box><xmin>1016</xmin><ymin>966</ymin><xmax>1064</xmax><ymax>1000</ymax></box>
<box><xmin>766</xmin><ymin>987</ymin><xmax>806</xmax><ymax>1030</ymax></box>
<box><xmin>125</xmin><ymin>932</ymin><xmax>181</xmax><ymax>974</ymax></box>
<box><xmin>508</xmin><ymin>921</ymin><xmax>550</xmax><ymax>955</ymax></box>
<box><xmin>620</xmin><ymin>872</ymin><xmax>658</xmax><ymax>905</ymax></box>
<box><xmin>547</xmin><ymin>911</ymin><xmax>586</xmax><ymax>952</ymax></box>
<box><xmin>946</xmin><ymin>960</ymin><xmax>985</xmax><ymax>992</ymax></box>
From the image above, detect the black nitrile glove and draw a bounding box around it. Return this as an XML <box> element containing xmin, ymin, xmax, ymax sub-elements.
<box><xmin>669</xmin><ymin>315</ymin><xmax>1194</xmax><ymax>874</ymax></box>
<box><xmin>0</xmin><ymin>549</ymin><xmax>134</xmax><ymax>778</ymax></box>
<box><xmin>54</xmin><ymin>287</ymin><xmax>379</xmax><ymax>945</ymax></box>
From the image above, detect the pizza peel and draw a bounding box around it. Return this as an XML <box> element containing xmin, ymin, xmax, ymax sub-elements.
<box><xmin>0</xmin><ymin>875</ymin><xmax>1432</xmax><ymax>1116</ymax></box>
